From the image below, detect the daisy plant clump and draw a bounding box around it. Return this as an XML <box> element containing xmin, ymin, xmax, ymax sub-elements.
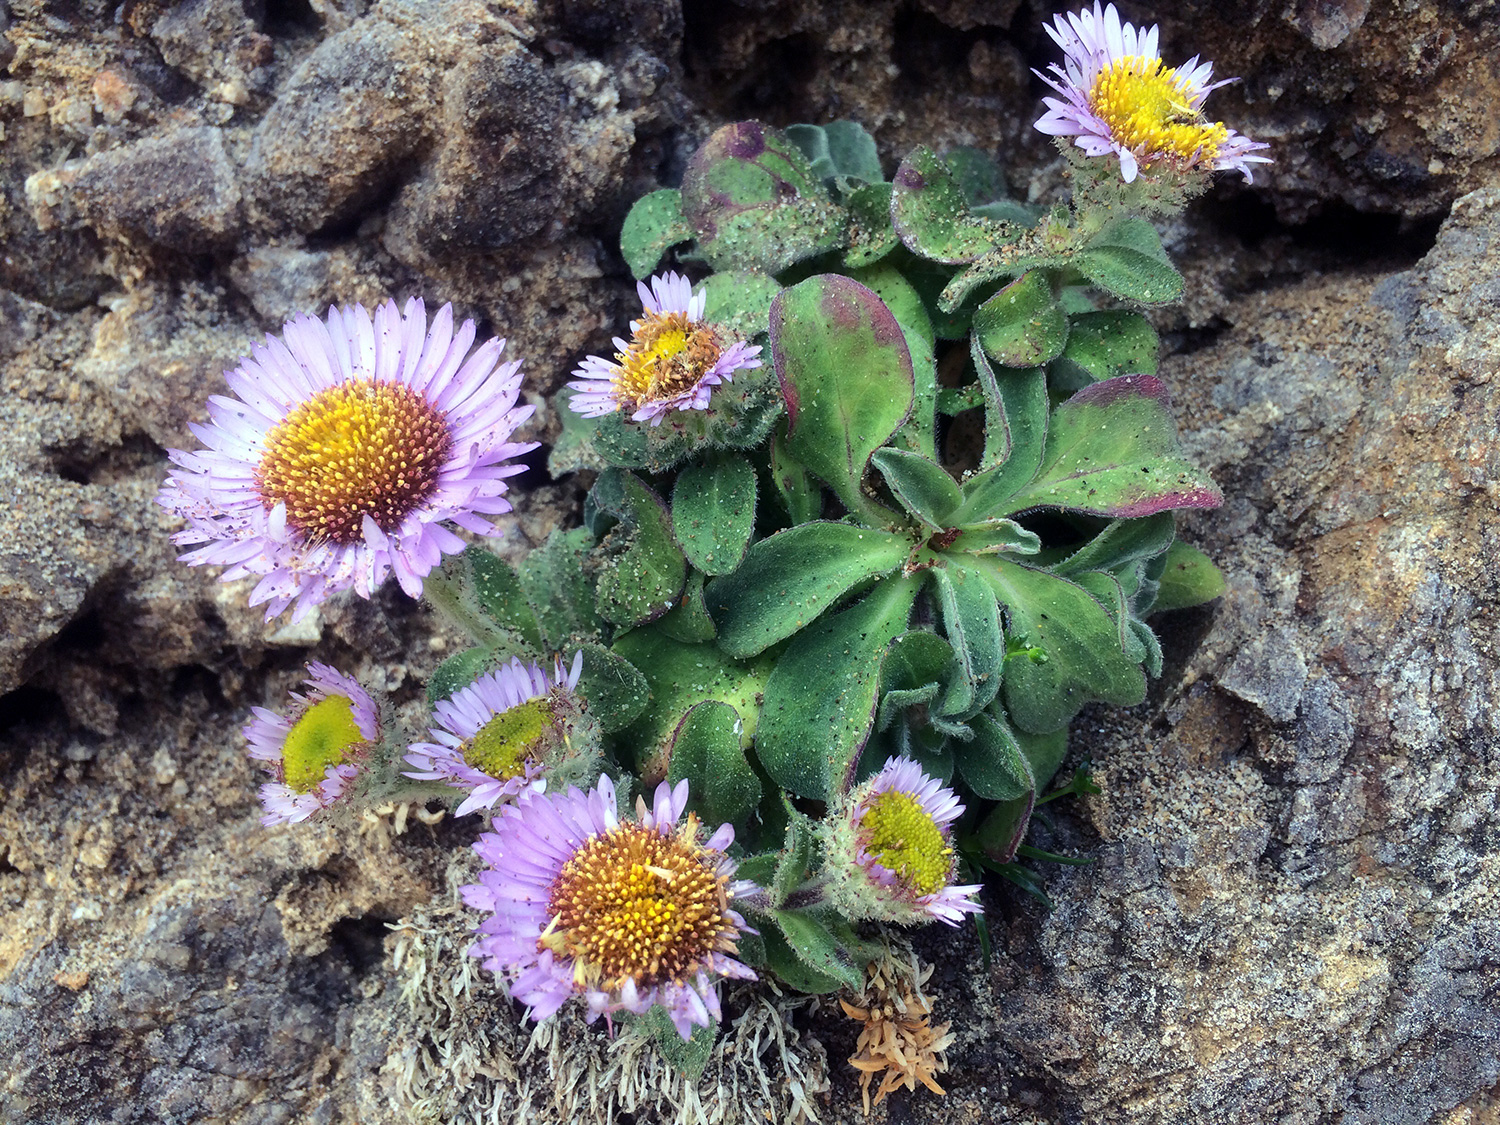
<box><xmin>158</xmin><ymin>1</ymin><xmax>1260</xmax><ymax>1097</ymax></box>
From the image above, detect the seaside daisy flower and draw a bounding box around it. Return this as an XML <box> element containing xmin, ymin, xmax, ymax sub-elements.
<box><xmin>824</xmin><ymin>757</ymin><xmax>982</xmax><ymax>927</ymax></box>
<box><xmin>1034</xmin><ymin>3</ymin><xmax>1271</xmax><ymax>183</ymax></box>
<box><xmin>158</xmin><ymin>299</ymin><xmax>537</xmax><ymax>621</ymax></box>
<box><xmin>243</xmin><ymin>662</ymin><xmax>381</xmax><ymax>826</ymax></box>
<box><xmin>403</xmin><ymin>652</ymin><xmax>587</xmax><ymax>817</ymax></box>
<box><xmin>461</xmin><ymin>775</ymin><xmax>758</xmax><ymax>1039</ymax></box>
<box><xmin>566</xmin><ymin>271</ymin><xmax>762</xmax><ymax>426</ymax></box>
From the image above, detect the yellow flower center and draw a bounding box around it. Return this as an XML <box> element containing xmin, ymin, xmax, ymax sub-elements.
<box><xmin>542</xmin><ymin>819</ymin><xmax>738</xmax><ymax>992</ymax></box>
<box><xmin>282</xmin><ymin>695</ymin><xmax>366</xmax><ymax>793</ymax></box>
<box><xmin>256</xmin><ymin>380</ymin><xmax>452</xmax><ymax>545</ymax></box>
<box><xmin>859</xmin><ymin>791</ymin><xmax>952</xmax><ymax>896</ymax></box>
<box><xmin>462</xmin><ymin>698</ymin><xmax>554</xmax><ymax>778</ymax></box>
<box><xmin>1088</xmin><ymin>56</ymin><xmax>1230</xmax><ymax>166</ymax></box>
<box><xmin>613</xmin><ymin>310</ymin><xmax>724</xmax><ymax>411</ymax></box>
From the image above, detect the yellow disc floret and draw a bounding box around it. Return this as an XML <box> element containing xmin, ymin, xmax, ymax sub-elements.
<box><xmin>281</xmin><ymin>695</ymin><xmax>365</xmax><ymax>793</ymax></box>
<box><xmin>859</xmin><ymin>791</ymin><xmax>952</xmax><ymax>896</ymax></box>
<box><xmin>613</xmin><ymin>310</ymin><xmax>724</xmax><ymax>412</ymax></box>
<box><xmin>542</xmin><ymin>820</ymin><xmax>737</xmax><ymax>991</ymax></box>
<box><xmin>1088</xmin><ymin>56</ymin><xmax>1230</xmax><ymax>167</ymax></box>
<box><xmin>256</xmin><ymin>380</ymin><xmax>452</xmax><ymax>545</ymax></box>
<box><xmin>462</xmin><ymin>698</ymin><xmax>554</xmax><ymax>778</ymax></box>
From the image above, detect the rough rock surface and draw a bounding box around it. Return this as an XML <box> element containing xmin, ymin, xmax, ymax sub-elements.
<box><xmin>0</xmin><ymin>0</ymin><xmax>1496</xmax><ymax>1123</ymax></box>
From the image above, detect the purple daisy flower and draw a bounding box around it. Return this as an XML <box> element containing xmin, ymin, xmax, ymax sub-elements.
<box><xmin>1033</xmin><ymin>3</ymin><xmax>1271</xmax><ymax>183</ymax></box>
<box><xmin>158</xmin><ymin>299</ymin><xmax>538</xmax><ymax>621</ymax></box>
<box><xmin>826</xmin><ymin>757</ymin><xmax>982</xmax><ymax>927</ymax></box>
<box><xmin>461</xmin><ymin>775</ymin><xmax>758</xmax><ymax>1040</ymax></box>
<box><xmin>403</xmin><ymin>652</ymin><xmax>585</xmax><ymax>817</ymax></box>
<box><xmin>566</xmin><ymin>271</ymin><xmax>762</xmax><ymax>426</ymax></box>
<box><xmin>243</xmin><ymin>661</ymin><xmax>381</xmax><ymax>826</ymax></box>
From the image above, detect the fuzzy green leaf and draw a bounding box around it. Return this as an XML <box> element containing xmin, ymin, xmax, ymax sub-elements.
<box><xmin>707</xmin><ymin>521</ymin><xmax>912</xmax><ymax>659</ymax></box>
<box><xmin>770</xmin><ymin>275</ymin><xmax>915</xmax><ymax>522</ymax></box>
<box><xmin>929</xmin><ymin>562</ymin><xmax>1005</xmax><ymax>719</ymax></box>
<box><xmin>591</xmin><ymin>470</ymin><xmax>688</xmax><ymax>629</ymax></box>
<box><xmin>517</xmin><ymin>528</ymin><xmax>598</xmax><ymax>648</ymax></box>
<box><xmin>956</xmin><ymin>710</ymin><xmax>1035</xmax><ymax>800</ymax></box>
<box><xmin>771</xmin><ymin>806</ymin><xmax>818</xmax><ymax>906</ymax></box>
<box><xmin>668</xmin><ymin>701</ymin><xmax>763</xmax><ymax>830</ymax></box>
<box><xmin>680</xmin><ymin>121</ymin><xmax>849</xmax><ymax>275</ymax></box>
<box><xmin>574</xmin><ymin>642</ymin><xmax>650</xmax><ymax>733</ymax></box>
<box><xmin>977</xmin><ymin>556</ymin><xmax>1147</xmax><ymax>733</ymax></box>
<box><xmin>974</xmin><ymin>269</ymin><xmax>1069</xmax><ymax>368</ymax></box>
<box><xmin>755</xmin><ymin>575</ymin><xmax>921</xmax><ymax>800</ymax></box>
<box><xmin>770</xmin><ymin>909</ymin><xmax>865</xmax><ymax>991</ymax></box>
<box><xmin>620</xmin><ymin>188</ymin><xmax>694</xmax><ymax>280</ymax></box>
<box><xmin>672</xmin><ymin>455</ymin><xmax>758</xmax><ymax>576</ymax></box>
<box><xmin>890</xmin><ymin>146</ymin><xmax>1013</xmax><ymax>264</ymax></box>
<box><xmin>843</xmin><ymin>182</ymin><xmax>899</xmax><ymax>267</ymax></box>
<box><xmin>465</xmin><ymin>549</ymin><xmax>543</xmax><ymax>648</ymax></box>
<box><xmin>997</xmin><ymin>375</ymin><xmax>1223</xmax><ymax>519</ymax></box>
<box><xmin>757</xmin><ymin>917</ymin><xmax>848</xmax><ymax>993</ymax></box>
<box><xmin>654</xmin><ymin>570</ymin><xmax>718</xmax><ymax>644</ymax></box>
<box><xmin>878</xmin><ymin>630</ymin><xmax>954</xmax><ymax>730</ymax></box>
<box><xmin>1148</xmin><ymin>539</ymin><xmax>1227</xmax><ymax>613</ymax></box>
<box><xmin>950</xmin><ymin>519</ymin><xmax>1042</xmax><ymax>556</ymax></box>
<box><xmin>950</xmin><ymin>348</ymin><xmax>1048</xmax><ymax>523</ymax></box>
<box><xmin>1048</xmin><ymin>309</ymin><xmax>1159</xmax><ymax>393</ymax></box>
<box><xmin>1073</xmin><ymin>217</ymin><xmax>1184</xmax><ymax>305</ymax></box>
<box><xmin>870</xmin><ymin>448</ymin><xmax>962</xmax><ymax>530</ymax></box>
<box><xmin>769</xmin><ymin>425</ymin><xmax>820</xmax><ymax>525</ymax></box>
<box><xmin>427</xmin><ymin>646</ymin><xmax>494</xmax><ymax>705</ymax></box>
<box><xmin>1050</xmin><ymin>513</ymin><xmax>1176</xmax><ymax>578</ymax></box>
<box><xmin>785</xmin><ymin>120</ymin><xmax>884</xmax><ymax>184</ymax></box>
<box><xmin>640</xmin><ymin>1007</ymin><xmax>717</xmax><ymax>1075</ymax></box>
<box><xmin>700</xmin><ymin>270</ymin><xmax>781</xmax><ymax>341</ymax></box>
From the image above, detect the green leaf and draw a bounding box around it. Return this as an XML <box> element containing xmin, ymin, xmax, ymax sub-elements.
<box><xmin>755</xmin><ymin>575</ymin><xmax>921</xmax><ymax>800</ymax></box>
<box><xmin>870</xmin><ymin>448</ymin><xmax>961</xmax><ymax>530</ymax></box>
<box><xmin>549</xmin><ymin>388</ymin><xmax>648</xmax><ymax>474</ymax></box>
<box><xmin>640</xmin><ymin>1006</ymin><xmax>717</xmax><ymax>1075</ymax></box>
<box><xmin>1073</xmin><ymin>216</ymin><xmax>1184</xmax><ymax>305</ymax></box>
<box><xmin>1048</xmin><ymin>309</ymin><xmax>1159</xmax><ymax>393</ymax></box>
<box><xmin>890</xmin><ymin>146</ymin><xmax>1013</xmax><ymax>264</ymax></box>
<box><xmin>672</xmin><ymin>455</ymin><xmax>758</xmax><ymax>576</ymax></box>
<box><xmin>878</xmin><ymin>630</ymin><xmax>954</xmax><ymax>730</ymax></box>
<box><xmin>973</xmin><ymin>793</ymin><xmax>1035</xmax><ymax>864</ymax></box>
<box><xmin>707</xmin><ymin>521</ymin><xmax>912</xmax><ymax>659</ymax></box>
<box><xmin>949</xmin><ymin>348</ymin><xmax>1048</xmax><ymax>523</ymax></box>
<box><xmin>847</xmin><ymin>262</ymin><xmax>935</xmax><ymax>351</ymax></box>
<box><xmin>976</xmin><ymin>555</ymin><xmax>1147</xmax><ymax>733</ymax></box>
<box><xmin>771</xmin><ymin>806</ymin><xmax>818</xmax><ymax>906</ymax></box>
<box><xmin>611</xmin><ymin>632</ymin><xmax>774</xmax><ymax>772</ymax></box>
<box><xmin>843</xmin><ymin>182</ymin><xmax>899</xmax><ymax>268</ymax></box>
<box><xmin>769</xmin><ymin>425</ymin><xmax>820</xmax><ymax>524</ymax></box>
<box><xmin>770</xmin><ymin>909</ymin><xmax>864</xmax><ymax>991</ymax></box>
<box><xmin>1148</xmin><ymin>539</ymin><xmax>1227</xmax><ymax>613</ymax></box>
<box><xmin>668</xmin><ymin>700</ymin><xmax>763</xmax><ymax>830</ymax></box>
<box><xmin>591</xmin><ymin>470</ymin><xmax>688</xmax><ymax>629</ymax></box>
<box><xmin>574</xmin><ymin>642</ymin><xmax>650</xmax><ymax>733</ymax></box>
<box><xmin>950</xmin><ymin>518</ymin><xmax>1042</xmax><ymax>556</ymax></box>
<box><xmin>943</xmin><ymin>146</ymin><xmax>1005</xmax><ymax>207</ymax></box>
<box><xmin>785</xmin><ymin>120</ymin><xmax>883</xmax><ymax>184</ymax></box>
<box><xmin>997</xmin><ymin>375</ymin><xmax>1223</xmax><ymax>519</ymax></box>
<box><xmin>466</xmin><ymin>549</ymin><xmax>543</xmax><ymax>648</ymax></box>
<box><xmin>517</xmin><ymin>528</ymin><xmax>598</xmax><ymax>648</ymax></box>
<box><xmin>1050</xmin><ymin>513</ymin><xmax>1176</xmax><ymax>578</ymax></box>
<box><xmin>655</xmin><ymin>569</ymin><xmax>718</xmax><ymax>644</ymax></box>
<box><xmin>620</xmin><ymin>188</ymin><xmax>694</xmax><ymax>280</ymax></box>
<box><xmin>973</xmin><ymin>269</ymin><xmax>1069</xmax><ymax>368</ymax></box>
<box><xmin>700</xmin><ymin>270</ymin><xmax>781</xmax><ymax>341</ymax></box>
<box><xmin>770</xmin><ymin>275</ymin><xmax>915</xmax><ymax>523</ymax></box>
<box><xmin>929</xmin><ymin>562</ymin><xmax>1004</xmax><ymax>719</ymax></box>
<box><xmin>757</xmin><ymin>916</ymin><xmax>848</xmax><ymax>993</ymax></box>
<box><xmin>427</xmin><ymin>645</ymin><xmax>494</xmax><ymax>705</ymax></box>
<box><xmin>955</xmin><ymin>709</ymin><xmax>1035</xmax><ymax>800</ymax></box>
<box><xmin>680</xmin><ymin>121</ymin><xmax>849</xmax><ymax>275</ymax></box>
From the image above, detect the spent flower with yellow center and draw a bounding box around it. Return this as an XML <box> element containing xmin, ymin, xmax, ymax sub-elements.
<box><xmin>159</xmin><ymin>298</ymin><xmax>536</xmax><ymax>621</ymax></box>
<box><xmin>567</xmin><ymin>271</ymin><xmax>762</xmax><ymax>426</ymax></box>
<box><xmin>462</xmin><ymin>776</ymin><xmax>758</xmax><ymax>1040</ymax></box>
<box><xmin>1034</xmin><ymin>3</ymin><xmax>1270</xmax><ymax>183</ymax></box>
<box><xmin>404</xmin><ymin>654</ymin><xmax>589</xmax><ymax>817</ymax></box>
<box><xmin>822</xmin><ymin>757</ymin><xmax>982</xmax><ymax>927</ymax></box>
<box><xmin>244</xmin><ymin>662</ymin><xmax>382</xmax><ymax>826</ymax></box>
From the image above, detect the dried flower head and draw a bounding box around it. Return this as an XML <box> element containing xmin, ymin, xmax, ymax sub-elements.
<box><xmin>158</xmin><ymin>299</ymin><xmax>536</xmax><ymax>621</ymax></box>
<box><xmin>461</xmin><ymin>775</ymin><xmax>758</xmax><ymax>1039</ymax></box>
<box><xmin>823</xmin><ymin>757</ymin><xmax>982</xmax><ymax>927</ymax></box>
<box><xmin>1034</xmin><ymin>2</ymin><xmax>1271</xmax><ymax>183</ymax></box>
<box><xmin>566</xmin><ymin>272</ymin><xmax>762</xmax><ymax>426</ymax></box>
<box><xmin>244</xmin><ymin>662</ymin><xmax>381</xmax><ymax>825</ymax></box>
<box><xmin>841</xmin><ymin>949</ymin><xmax>955</xmax><ymax>1114</ymax></box>
<box><xmin>403</xmin><ymin>652</ymin><xmax>587</xmax><ymax>817</ymax></box>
